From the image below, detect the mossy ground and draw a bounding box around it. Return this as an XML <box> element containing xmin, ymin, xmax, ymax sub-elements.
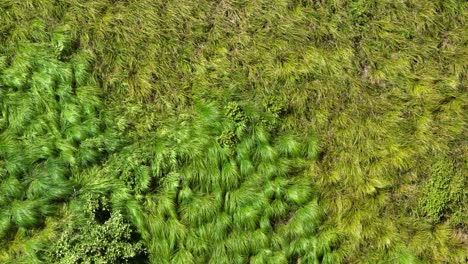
<box><xmin>0</xmin><ymin>0</ymin><xmax>467</xmax><ymax>263</ymax></box>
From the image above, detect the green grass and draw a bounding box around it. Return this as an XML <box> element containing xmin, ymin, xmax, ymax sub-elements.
<box><xmin>0</xmin><ymin>0</ymin><xmax>467</xmax><ymax>263</ymax></box>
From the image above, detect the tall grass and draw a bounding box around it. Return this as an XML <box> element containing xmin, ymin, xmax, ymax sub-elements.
<box><xmin>0</xmin><ymin>0</ymin><xmax>466</xmax><ymax>263</ymax></box>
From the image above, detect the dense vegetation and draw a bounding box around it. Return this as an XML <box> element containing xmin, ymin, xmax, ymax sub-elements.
<box><xmin>0</xmin><ymin>0</ymin><xmax>466</xmax><ymax>263</ymax></box>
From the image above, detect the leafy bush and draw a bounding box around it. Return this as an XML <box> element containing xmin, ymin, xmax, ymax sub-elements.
<box><xmin>49</xmin><ymin>196</ymin><xmax>146</xmax><ymax>264</ymax></box>
<box><xmin>419</xmin><ymin>160</ymin><xmax>467</xmax><ymax>225</ymax></box>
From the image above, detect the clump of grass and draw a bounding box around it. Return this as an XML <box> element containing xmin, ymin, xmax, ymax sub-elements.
<box><xmin>139</xmin><ymin>102</ymin><xmax>321</xmax><ymax>263</ymax></box>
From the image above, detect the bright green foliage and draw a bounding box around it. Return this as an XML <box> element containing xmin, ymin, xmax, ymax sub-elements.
<box><xmin>0</xmin><ymin>41</ymin><xmax>116</xmax><ymax>231</ymax></box>
<box><xmin>0</xmin><ymin>0</ymin><xmax>467</xmax><ymax>263</ymax></box>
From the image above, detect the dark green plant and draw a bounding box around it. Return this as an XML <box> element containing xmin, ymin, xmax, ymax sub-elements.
<box><xmin>48</xmin><ymin>199</ymin><xmax>146</xmax><ymax>264</ymax></box>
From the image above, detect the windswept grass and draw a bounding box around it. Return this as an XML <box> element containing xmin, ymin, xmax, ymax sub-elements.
<box><xmin>0</xmin><ymin>0</ymin><xmax>467</xmax><ymax>263</ymax></box>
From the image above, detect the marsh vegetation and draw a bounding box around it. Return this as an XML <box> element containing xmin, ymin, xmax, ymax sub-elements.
<box><xmin>0</xmin><ymin>0</ymin><xmax>466</xmax><ymax>263</ymax></box>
